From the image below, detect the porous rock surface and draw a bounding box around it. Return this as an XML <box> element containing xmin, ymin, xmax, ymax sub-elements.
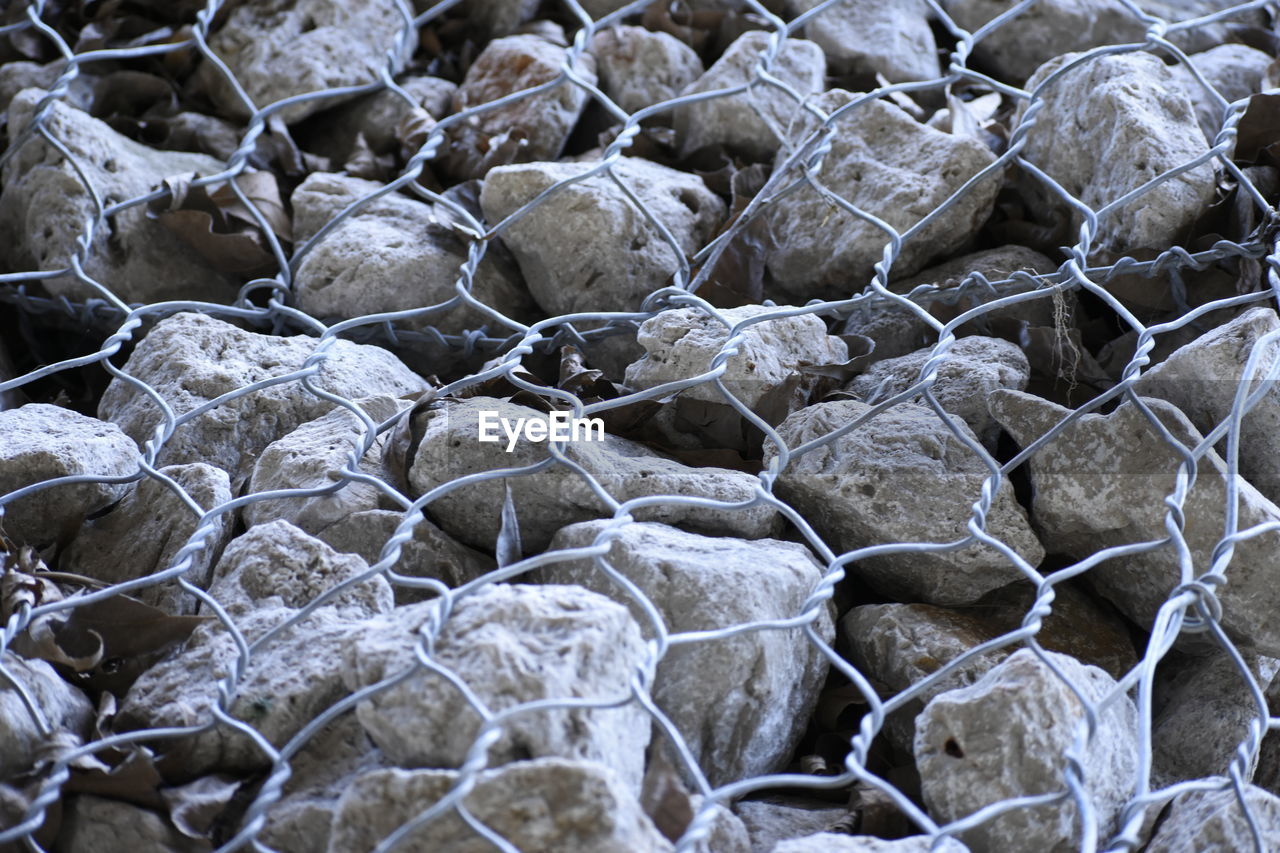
<box><xmin>915</xmin><ymin>649</ymin><xmax>1139</xmax><ymax>852</ymax></box>
<box><xmin>1016</xmin><ymin>51</ymin><xmax>1215</xmax><ymax>253</ymax></box>
<box><xmin>990</xmin><ymin>389</ymin><xmax>1280</xmax><ymax>656</ymax></box>
<box><xmin>408</xmin><ymin>397</ymin><xmax>780</xmax><ymax>553</ymax></box>
<box><xmin>444</xmin><ymin>33</ymin><xmax>596</xmax><ymax>179</ymax></box>
<box><xmin>479</xmin><ymin>157</ymin><xmax>724</xmax><ymax>315</ymax></box>
<box><xmin>543</xmin><ymin>520</ymin><xmax>834</xmax><ymax>786</ymax></box>
<box><xmin>0</xmin><ymin>403</ymin><xmax>137</xmax><ymax>547</ymax></box>
<box><xmin>343</xmin><ymin>584</ymin><xmax>650</xmax><ymax>791</ymax></box>
<box><xmin>1168</xmin><ymin>44</ymin><xmax>1272</xmax><ymax>145</ymax></box>
<box><xmin>0</xmin><ymin>90</ymin><xmax>237</xmax><ymax>303</ymax></box>
<box><xmin>674</xmin><ymin>31</ymin><xmax>826</xmax><ymax>160</ymax></box>
<box><xmin>97</xmin><ymin>312</ymin><xmax>428</xmax><ymax>489</ymax></box>
<box><xmin>846</xmin><ymin>336</ymin><xmax>1030</xmax><ymax>447</ymax></box>
<box><xmin>768</xmin><ymin>400</ymin><xmax>1043</xmax><ymax>605</ymax></box>
<box><xmin>330</xmin><ymin>759</ymin><xmax>673</xmax><ymax>852</ymax></box>
<box><xmin>590</xmin><ymin>26</ymin><xmax>704</xmax><ymax>114</ymax></box>
<box><xmin>764</xmin><ymin>92</ymin><xmax>1001</xmax><ymax>302</ymax></box>
<box><xmin>0</xmin><ymin>653</ymin><xmax>93</xmax><ymax>779</ymax></box>
<box><xmin>194</xmin><ymin>0</ymin><xmax>410</xmax><ymax>124</ymax></box>
<box><xmin>291</xmin><ymin>172</ymin><xmax>533</xmax><ymax>334</ymax></box>
<box><xmin>1144</xmin><ymin>781</ymin><xmax>1280</xmax><ymax>852</ymax></box>
<box><xmin>787</xmin><ymin>0</ymin><xmax>940</xmax><ymax>82</ymax></box>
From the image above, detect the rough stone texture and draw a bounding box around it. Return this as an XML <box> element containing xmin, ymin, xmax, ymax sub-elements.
<box><xmin>118</xmin><ymin>606</ymin><xmax>366</xmax><ymax>777</ymax></box>
<box><xmin>764</xmin><ymin>92</ymin><xmax>1000</xmax><ymax>303</ymax></box>
<box><xmin>409</xmin><ymin>397</ymin><xmax>779</xmax><ymax>553</ymax></box>
<box><xmin>307</xmin><ymin>75</ymin><xmax>457</xmax><ymax>161</ymax></box>
<box><xmin>0</xmin><ymin>90</ymin><xmax>237</xmax><ymax>304</ymax></box>
<box><xmin>0</xmin><ymin>653</ymin><xmax>93</xmax><ymax>779</ymax></box>
<box><xmin>64</xmin><ymin>463</ymin><xmax>233</xmax><ymax>614</ymax></box>
<box><xmin>845</xmin><ymin>580</ymin><xmax>1136</xmax><ymax>749</ymax></box>
<box><xmin>467</xmin><ymin>0</ymin><xmax>541</xmax><ymax>37</ymax></box>
<box><xmin>193</xmin><ymin>0</ymin><xmax>409</xmax><ymax>124</ymax></box>
<box><xmin>0</xmin><ymin>60</ymin><xmax>94</xmax><ymax>112</ymax></box>
<box><xmin>990</xmin><ymin>389</ymin><xmax>1280</xmax><ymax>656</ymax></box>
<box><xmin>788</xmin><ymin>0</ymin><xmax>940</xmax><ymax>82</ymax></box>
<box><xmin>56</xmin><ymin>795</ymin><xmax>193</xmax><ymax>853</ymax></box>
<box><xmin>940</xmin><ymin>0</ymin><xmax>1145</xmax><ymax>84</ymax></box>
<box><xmin>687</xmin><ymin>796</ymin><xmax>752</xmax><ymax>853</ymax></box>
<box><xmin>773</xmin><ymin>835</ymin><xmax>968</xmax><ymax>852</ymax></box>
<box><xmin>1150</xmin><ymin>648</ymin><xmax>1278</xmax><ymax>788</ymax></box>
<box><xmin>847</xmin><ymin>336</ymin><xmax>1030</xmax><ymax>447</ymax></box>
<box><xmin>96</xmin><ymin>312</ymin><xmax>428</xmax><ymax>489</ymax></box>
<box><xmin>735</xmin><ymin>798</ymin><xmax>850</xmax><ymax>852</ymax></box>
<box><xmin>543</xmin><ymin>520</ymin><xmax>834</xmax><ymax>786</ymax></box>
<box><xmin>444</xmin><ymin>34</ymin><xmax>596</xmax><ymax>179</ymax></box>
<box><xmin>344</xmin><ymin>584</ymin><xmax>651</xmax><ymax>791</ymax></box>
<box><xmin>1016</xmin><ymin>52</ymin><xmax>1215</xmax><ymax>254</ymax></box>
<box><xmin>768</xmin><ymin>400</ymin><xmax>1042</xmax><ymax>605</ymax></box>
<box><xmin>1168</xmin><ymin>44</ymin><xmax>1271</xmax><ymax>146</ymax></box>
<box><xmin>626</xmin><ymin>304</ymin><xmax>848</xmax><ymax>421</ymax></box>
<box><xmin>1133</xmin><ymin>308</ymin><xmax>1280</xmax><ymax>505</ymax></box>
<box><xmin>330</xmin><ymin>759</ymin><xmax>673</xmax><ymax>852</ymax></box>
<box><xmin>1142</xmin><ymin>0</ymin><xmax>1268</xmax><ymax>54</ymax></box>
<box><xmin>915</xmin><ymin>649</ymin><xmax>1139</xmax><ymax>852</ymax></box>
<box><xmin>1145</xmin><ymin>781</ymin><xmax>1280</xmax><ymax>852</ymax></box>
<box><xmin>207</xmin><ymin>520</ymin><xmax>392</xmax><ymax>620</ymax></box>
<box><xmin>0</xmin><ymin>403</ymin><xmax>137</xmax><ymax>547</ymax></box>
<box><xmin>479</xmin><ymin>157</ymin><xmax>725</xmax><ymax>315</ymax></box>
<box><xmin>591</xmin><ymin>26</ymin><xmax>704</xmax><ymax>114</ymax></box>
<box><xmin>317</xmin><ymin>509</ymin><xmax>495</xmax><ymax>601</ymax></box>
<box><xmin>244</xmin><ymin>395</ymin><xmax>409</xmax><ymax>535</ymax></box>
<box><xmin>291</xmin><ymin>172</ymin><xmax>534</xmax><ymax>335</ymax></box>
<box><xmin>674</xmin><ymin>31</ymin><xmax>826</xmax><ymax>160</ymax></box>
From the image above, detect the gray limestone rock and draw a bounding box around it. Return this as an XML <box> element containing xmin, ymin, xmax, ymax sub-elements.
<box><xmin>1144</xmin><ymin>781</ymin><xmax>1280</xmax><ymax>852</ymax></box>
<box><xmin>290</xmin><ymin>172</ymin><xmax>534</xmax><ymax>335</ymax></box>
<box><xmin>1168</xmin><ymin>44</ymin><xmax>1272</xmax><ymax>146</ymax></box>
<box><xmin>591</xmin><ymin>26</ymin><xmax>704</xmax><ymax>115</ymax></box>
<box><xmin>735</xmin><ymin>798</ymin><xmax>851</xmax><ymax>852</ymax></box>
<box><xmin>543</xmin><ymin>520</ymin><xmax>834</xmax><ymax>786</ymax></box>
<box><xmin>768</xmin><ymin>400</ymin><xmax>1043</xmax><ymax>605</ymax></box>
<box><xmin>96</xmin><ymin>312</ymin><xmax>428</xmax><ymax>489</ymax></box>
<box><xmin>1015</xmin><ymin>51</ymin><xmax>1215</xmax><ymax>254</ymax></box>
<box><xmin>307</xmin><ymin>75</ymin><xmax>457</xmax><ymax>161</ymax></box>
<box><xmin>0</xmin><ymin>89</ymin><xmax>237</xmax><ymax>304</ymax></box>
<box><xmin>0</xmin><ymin>403</ymin><xmax>137</xmax><ymax>548</ymax></box>
<box><xmin>479</xmin><ymin>157</ymin><xmax>724</xmax><ymax>315</ymax></box>
<box><xmin>55</xmin><ymin>795</ymin><xmax>193</xmax><ymax>853</ymax></box>
<box><xmin>343</xmin><ymin>584</ymin><xmax>650</xmax><ymax>790</ymax></box>
<box><xmin>787</xmin><ymin>0</ymin><xmax>940</xmax><ymax>82</ymax></box>
<box><xmin>772</xmin><ymin>835</ymin><xmax>968</xmax><ymax>852</ymax></box>
<box><xmin>915</xmin><ymin>649</ymin><xmax>1139</xmax><ymax>852</ymax></box>
<box><xmin>408</xmin><ymin>397</ymin><xmax>780</xmax><ymax>553</ymax></box>
<box><xmin>0</xmin><ymin>653</ymin><xmax>93</xmax><ymax>779</ymax></box>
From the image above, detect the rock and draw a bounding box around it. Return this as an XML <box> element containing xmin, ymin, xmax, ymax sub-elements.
<box><xmin>479</xmin><ymin>157</ymin><xmax>724</xmax><ymax>315</ymax></box>
<box><xmin>542</xmin><ymin>520</ymin><xmax>834</xmax><ymax>785</ymax></box>
<box><xmin>343</xmin><ymin>584</ymin><xmax>650</xmax><ymax>790</ymax></box>
<box><xmin>0</xmin><ymin>60</ymin><xmax>93</xmax><ymax>112</ymax></box>
<box><xmin>591</xmin><ymin>26</ymin><xmax>704</xmax><ymax>114</ymax></box>
<box><xmin>0</xmin><ymin>90</ymin><xmax>237</xmax><ymax>304</ymax></box>
<box><xmin>1150</xmin><ymin>648</ymin><xmax>1278</xmax><ymax>788</ymax></box>
<box><xmin>843</xmin><ymin>299</ymin><xmax>939</xmax><ymax>363</ymax></box>
<box><xmin>193</xmin><ymin>0</ymin><xmax>410</xmax><ymax>124</ymax></box>
<box><xmin>408</xmin><ymin>397</ymin><xmax>780</xmax><ymax>553</ymax></box>
<box><xmin>467</xmin><ymin>0</ymin><xmax>541</xmax><ymax>37</ymax></box>
<box><xmin>63</xmin><ymin>463</ymin><xmax>233</xmax><ymax>614</ymax></box>
<box><xmin>305</xmin><ymin>75</ymin><xmax>457</xmax><ymax>161</ymax></box>
<box><xmin>1143</xmin><ymin>0</ymin><xmax>1269</xmax><ymax>54</ymax></box>
<box><xmin>893</xmin><ymin>244</ymin><xmax>1069</xmax><ymax>327</ymax></box>
<box><xmin>787</xmin><ymin>0</ymin><xmax>940</xmax><ymax>82</ymax></box>
<box><xmin>845</xmin><ymin>580</ymin><xmax>1136</xmax><ymax>749</ymax></box>
<box><xmin>1144</xmin><ymin>780</ymin><xmax>1280</xmax><ymax>852</ymax></box>
<box><xmin>290</xmin><ymin>172</ymin><xmax>534</xmax><ymax>335</ymax></box>
<box><xmin>735</xmin><ymin>798</ymin><xmax>850</xmax><ymax>852</ymax></box>
<box><xmin>1132</xmin><ymin>308</ymin><xmax>1280</xmax><ymax>505</ymax></box>
<box><xmin>847</xmin><ymin>336</ymin><xmax>1029</xmax><ymax>447</ymax></box>
<box><xmin>244</xmin><ymin>395</ymin><xmax>409</xmax><ymax>536</ymax></box>
<box><xmin>915</xmin><ymin>648</ymin><xmax>1139</xmax><ymax>852</ymax></box>
<box><xmin>0</xmin><ymin>404</ymin><xmax>137</xmax><ymax>548</ymax></box>
<box><xmin>687</xmin><ymin>796</ymin><xmax>752</xmax><ymax>853</ymax></box>
<box><xmin>55</xmin><ymin>795</ymin><xmax>192</xmax><ymax>853</ymax></box>
<box><xmin>674</xmin><ymin>31</ymin><xmax>826</xmax><ymax>160</ymax></box>
<box><xmin>96</xmin><ymin>312</ymin><xmax>428</xmax><ymax>489</ymax></box>
<box><xmin>768</xmin><ymin>400</ymin><xmax>1043</xmax><ymax>605</ymax></box>
<box><xmin>207</xmin><ymin>520</ymin><xmax>392</xmax><ymax>620</ymax></box>
<box><xmin>763</xmin><ymin>91</ymin><xmax>1000</xmax><ymax>303</ymax></box>
<box><xmin>444</xmin><ymin>34</ymin><xmax>596</xmax><ymax>179</ymax></box>
<box><xmin>1168</xmin><ymin>44</ymin><xmax>1271</xmax><ymax>146</ymax></box>
<box><xmin>773</xmin><ymin>835</ymin><xmax>968</xmax><ymax>852</ymax></box>
<box><xmin>0</xmin><ymin>653</ymin><xmax>93</xmax><ymax>779</ymax></box>
<box><xmin>330</xmin><ymin>759</ymin><xmax>673</xmax><ymax>852</ymax></box>
<box><xmin>1015</xmin><ymin>52</ymin><xmax>1215</xmax><ymax>254</ymax></box>
<box><xmin>989</xmin><ymin>390</ymin><xmax>1280</xmax><ymax>655</ymax></box>
<box><xmin>317</xmin><ymin>509</ymin><xmax>495</xmax><ymax>601</ymax></box>
<box><xmin>625</xmin><ymin>304</ymin><xmax>849</xmax><ymax>426</ymax></box>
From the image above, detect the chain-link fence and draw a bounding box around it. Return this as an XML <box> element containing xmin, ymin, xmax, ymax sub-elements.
<box><xmin>2</xmin><ymin>0</ymin><xmax>1280</xmax><ymax>850</ymax></box>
